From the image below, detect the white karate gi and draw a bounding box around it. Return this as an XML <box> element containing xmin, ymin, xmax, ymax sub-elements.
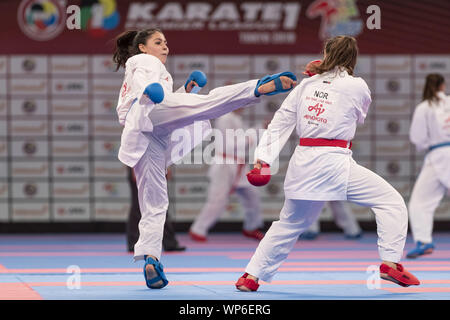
<box><xmin>306</xmin><ymin>201</ymin><xmax>361</xmax><ymax>236</ymax></box>
<box><xmin>408</xmin><ymin>91</ymin><xmax>450</xmax><ymax>244</ymax></box>
<box><xmin>190</xmin><ymin>112</ymin><xmax>263</xmax><ymax>236</ymax></box>
<box><xmin>244</xmin><ymin>68</ymin><xmax>408</xmax><ymax>282</ymax></box>
<box><xmin>116</xmin><ymin>54</ymin><xmax>260</xmax><ymax>261</ymax></box>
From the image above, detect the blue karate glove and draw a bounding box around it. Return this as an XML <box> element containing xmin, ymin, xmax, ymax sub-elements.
<box><xmin>185</xmin><ymin>70</ymin><xmax>207</xmax><ymax>94</ymax></box>
<box><xmin>143</xmin><ymin>83</ymin><xmax>164</xmax><ymax>103</ymax></box>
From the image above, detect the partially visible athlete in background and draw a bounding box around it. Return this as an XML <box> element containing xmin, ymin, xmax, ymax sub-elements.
<box><xmin>407</xmin><ymin>74</ymin><xmax>450</xmax><ymax>259</ymax></box>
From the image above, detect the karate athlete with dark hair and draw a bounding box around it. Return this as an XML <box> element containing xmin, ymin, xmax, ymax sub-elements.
<box><xmin>237</xmin><ymin>36</ymin><xmax>420</xmax><ymax>292</ymax></box>
<box><xmin>407</xmin><ymin>74</ymin><xmax>450</xmax><ymax>259</ymax></box>
<box><xmin>113</xmin><ymin>28</ymin><xmax>297</xmax><ymax>289</ymax></box>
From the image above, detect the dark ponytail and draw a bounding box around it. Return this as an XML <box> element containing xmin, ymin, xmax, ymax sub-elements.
<box><xmin>422</xmin><ymin>73</ymin><xmax>445</xmax><ymax>105</ymax></box>
<box><xmin>113</xmin><ymin>28</ymin><xmax>164</xmax><ymax>71</ymax></box>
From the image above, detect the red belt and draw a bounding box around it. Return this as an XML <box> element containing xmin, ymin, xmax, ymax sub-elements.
<box><xmin>299</xmin><ymin>138</ymin><xmax>352</xmax><ymax>149</ymax></box>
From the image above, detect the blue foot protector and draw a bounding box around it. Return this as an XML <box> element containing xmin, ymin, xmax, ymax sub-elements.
<box><xmin>143</xmin><ymin>256</ymin><xmax>169</xmax><ymax>289</ymax></box>
<box><xmin>143</xmin><ymin>83</ymin><xmax>165</xmax><ymax>103</ymax></box>
<box><xmin>255</xmin><ymin>71</ymin><xmax>297</xmax><ymax>97</ymax></box>
<box><xmin>406</xmin><ymin>241</ymin><xmax>435</xmax><ymax>259</ymax></box>
<box><xmin>299</xmin><ymin>231</ymin><xmax>319</xmax><ymax>240</ymax></box>
<box><xmin>344</xmin><ymin>232</ymin><xmax>363</xmax><ymax>240</ymax></box>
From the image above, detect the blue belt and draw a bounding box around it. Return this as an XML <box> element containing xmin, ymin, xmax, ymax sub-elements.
<box><xmin>429</xmin><ymin>142</ymin><xmax>450</xmax><ymax>151</ymax></box>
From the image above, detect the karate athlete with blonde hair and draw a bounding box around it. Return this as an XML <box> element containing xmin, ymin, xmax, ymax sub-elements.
<box><xmin>407</xmin><ymin>74</ymin><xmax>450</xmax><ymax>259</ymax></box>
<box><xmin>189</xmin><ymin>109</ymin><xmax>265</xmax><ymax>242</ymax></box>
<box><xmin>236</xmin><ymin>36</ymin><xmax>420</xmax><ymax>292</ymax></box>
<box><xmin>113</xmin><ymin>28</ymin><xmax>297</xmax><ymax>289</ymax></box>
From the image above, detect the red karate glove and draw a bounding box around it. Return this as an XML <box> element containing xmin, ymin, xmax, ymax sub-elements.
<box><xmin>303</xmin><ymin>60</ymin><xmax>322</xmax><ymax>77</ymax></box>
<box><xmin>247</xmin><ymin>162</ymin><xmax>271</xmax><ymax>187</ymax></box>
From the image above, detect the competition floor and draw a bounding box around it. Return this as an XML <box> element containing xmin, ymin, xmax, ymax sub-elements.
<box><xmin>1</xmin><ymin>232</ymin><xmax>450</xmax><ymax>300</ymax></box>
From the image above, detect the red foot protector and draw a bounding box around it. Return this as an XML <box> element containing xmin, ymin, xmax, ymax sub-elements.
<box><xmin>246</xmin><ymin>163</ymin><xmax>271</xmax><ymax>186</ymax></box>
<box><xmin>242</xmin><ymin>229</ymin><xmax>265</xmax><ymax>240</ymax></box>
<box><xmin>379</xmin><ymin>263</ymin><xmax>420</xmax><ymax>287</ymax></box>
<box><xmin>235</xmin><ymin>273</ymin><xmax>259</xmax><ymax>291</ymax></box>
<box><xmin>189</xmin><ymin>231</ymin><xmax>207</xmax><ymax>242</ymax></box>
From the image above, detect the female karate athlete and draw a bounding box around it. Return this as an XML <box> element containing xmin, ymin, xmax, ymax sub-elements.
<box><xmin>113</xmin><ymin>28</ymin><xmax>297</xmax><ymax>289</ymax></box>
<box><xmin>236</xmin><ymin>36</ymin><xmax>420</xmax><ymax>291</ymax></box>
<box><xmin>407</xmin><ymin>74</ymin><xmax>450</xmax><ymax>259</ymax></box>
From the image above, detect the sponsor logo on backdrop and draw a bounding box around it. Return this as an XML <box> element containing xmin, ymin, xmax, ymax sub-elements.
<box><xmin>51</xmin><ymin>59</ymin><xmax>88</xmax><ymax>72</ymax></box>
<box><xmin>94</xmin><ymin>123</ymin><xmax>122</xmax><ymax>135</ymax></box>
<box><xmin>54</xmin><ymin>184</ymin><xmax>89</xmax><ymax>195</ymax></box>
<box><xmin>103</xmin><ymin>183</ymin><xmax>119</xmax><ymax>196</ymax></box>
<box><xmin>386</xmin><ymin>121</ymin><xmax>400</xmax><ymax>134</ymax></box>
<box><xmin>306</xmin><ymin>0</ymin><xmax>363</xmax><ymax>40</ymax></box>
<box><xmin>376</xmin><ymin>101</ymin><xmax>410</xmax><ymax>113</ymax></box>
<box><xmin>22</xmin><ymin>100</ymin><xmax>37</xmax><ymax>114</ymax></box>
<box><xmin>22</xmin><ymin>58</ymin><xmax>37</xmax><ymax>72</ymax></box>
<box><xmin>53</xmin><ymin>142</ymin><xmax>88</xmax><ymax>154</ymax></box>
<box><xmin>54</xmin><ymin>81</ymin><xmax>85</xmax><ymax>92</ymax></box>
<box><xmin>18</xmin><ymin>0</ymin><xmax>66</xmax><ymax>41</ymax></box>
<box><xmin>11</xmin><ymin>80</ymin><xmax>47</xmax><ymax>93</ymax></box>
<box><xmin>53</xmin><ymin>101</ymin><xmax>88</xmax><ymax>113</ymax></box>
<box><xmin>226</xmin><ymin>203</ymin><xmax>239</xmax><ymax>214</ymax></box>
<box><xmin>12</xmin><ymin>122</ymin><xmax>47</xmax><ymax>134</ymax></box>
<box><xmin>13</xmin><ymin>164</ymin><xmax>48</xmax><ymax>175</ymax></box>
<box><xmin>55</xmin><ymin>165</ymin><xmax>86</xmax><ymax>175</ymax></box>
<box><xmin>387</xmin><ymin>161</ymin><xmax>400</xmax><ymax>175</ymax></box>
<box><xmin>55</xmin><ymin>122</ymin><xmax>85</xmax><ymax>133</ymax></box>
<box><xmin>23</xmin><ymin>183</ymin><xmax>38</xmax><ymax>197</ymax></box>
<box><xmin>103</xmin><ymin>141</ymin><xmax>120</xmax><ymax>156</ymax></box>
<box><xmin>386</xmin><ymin>80</ymin><xmax>400</xmax><ymax>93</ymax></box>
<box><xmin>80</xmin><ymin>0</ymin><xmax>120</xmax><ymax>36</ymax></box>
<box><xmin>23</xmin><ymin>141</ymin><xmax>37</xmax><ymax>155</ymax></box>
<box><xmin>418</xmin><ymin>61</ymin><xmax>447</xmax><ymax>71</ymax></box>
<box><xmin>101</xmin><ymin>58</ymin><xmax>116</xmax><ymax>72</ymax></box>
<box><xmin>102</xmin><ymin>100</ymin><xmax>116</xmax><ymax>113</ymax></box>
<box><xmin>376</xmin><ymin>59</ymin><xmax>410</xmax><ymax>72</ymax></box>
<box><xmin>57</xmin><ymin>206</ymin><xmax>87</xmax><ymax>216</ymax></box>
<box><xmin>13</xmin><ymin>205</ymin><xmax>49</xmax><ymax>217</ymax></box>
